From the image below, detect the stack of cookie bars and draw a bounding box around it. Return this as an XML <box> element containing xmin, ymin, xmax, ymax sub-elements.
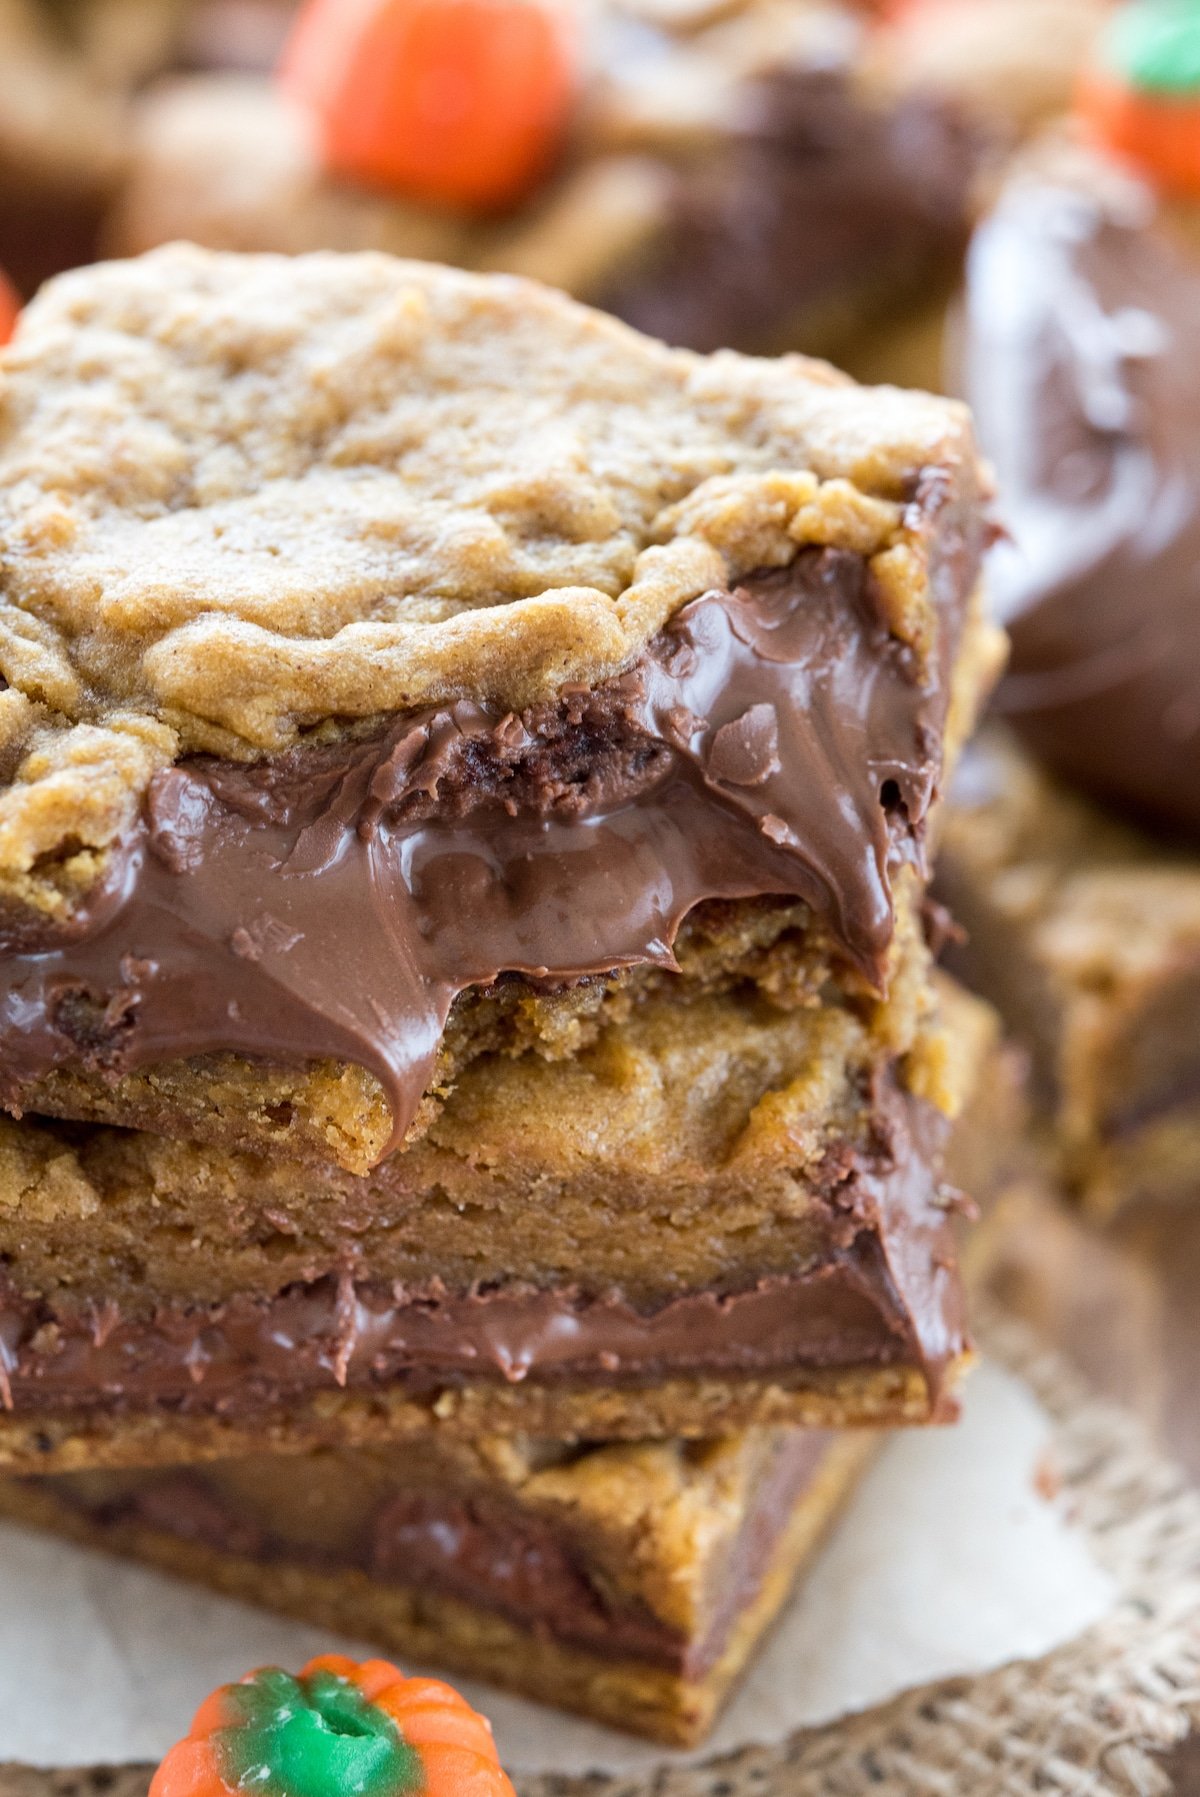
<box><xmin>0</xmin><ymin>245</ymin><xmax>1005</xmax><ymax>1742</ymax></box>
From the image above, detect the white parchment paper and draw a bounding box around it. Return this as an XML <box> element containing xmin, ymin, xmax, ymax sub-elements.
<box><xmin>0</xmin><ymin>1361</ymin><xmax>1114</xmax><ymax>1772</ymax></box>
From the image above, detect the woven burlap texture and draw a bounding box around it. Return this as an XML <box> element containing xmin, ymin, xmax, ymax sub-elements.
<box><xmin>1</xmin><ymin>1311</ymin><xmax>1198</xmax><ymax>1797</ymax></box>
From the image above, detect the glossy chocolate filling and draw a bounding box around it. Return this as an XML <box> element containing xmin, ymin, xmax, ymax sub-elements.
<box><xmin>0</xmin><ymin>1083</ymin><xmax>965</xmax><ymax>1415</ymax></box>
<box><xmin>42</xmin><ymin>1431</ymin><xmax>833</xmax><ymax>1674</ymax></box>
<box><xmin>600</xmin><ymin>66</ymin><xmax>980</xmax><ymax>356</ymax></box>
<box><xmin>0</xmin><ymin>535</ymin><xmax>975</xmax><ymax>1160</ymax></box>
<box><xmin>964</xmin><ymin>175</ymin><xmax>1200</xmax><ymax>837</ymax></box>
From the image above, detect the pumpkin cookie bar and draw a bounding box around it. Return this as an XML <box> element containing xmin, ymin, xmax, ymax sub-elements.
<box><xmin>939</xmin><ymin>731</ymin><xmax>1200</xmax><ymax>1219</ymax></box>
<box><xmin>0</xmin><ymin>247</ymin><xmax>996</xmax><ymax>1176</ymax></box>
<box><xmin>0</xmin><ymin>1426</ymin><xmax>875</xmax><ymax>1745</ymax></box>
<box><xmin>0</xmin><ymin>977</ymin><xmax>1002</xmax><ymax>1468</ymax></box>
<box><xmin>1</xmin><ymin>1429</ymin><xmax>874</xmax><ymax>1746</ymax></box>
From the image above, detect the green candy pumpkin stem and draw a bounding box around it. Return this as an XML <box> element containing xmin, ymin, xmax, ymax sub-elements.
<box><xmin>215</xmin><ymin>1669</ymin><xmax>423</xmax><ymax>1797</ymax></box>
<box><xmin>1104</xmin><ymin>0</ymin><xmax>1200</xmax><ymax>95</ymax></box>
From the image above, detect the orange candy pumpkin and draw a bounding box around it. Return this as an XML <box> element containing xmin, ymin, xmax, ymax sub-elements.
<box><xmin>151</xmin><ymin>1655</ymin><xmax>517</xmax><ymax>1797</ymax></box>
<box><xmin>0</xmin><ymin>271</ymin><xmax>19</xmax><ymax>346</ymax></box>
<box><xmin>278</xmin><ymin>0</ymin><xmax>578</xmax><ymax>212</ymax></box>
<box><xmin>1077</xmin><ymin>0</ymin><xmax>1200</xmax><ymax>197</ymax></box>
<box><xmin>1078</xmin><ymin>66</ymin><xmax>1200</xmax><ymax>196</ymax></box>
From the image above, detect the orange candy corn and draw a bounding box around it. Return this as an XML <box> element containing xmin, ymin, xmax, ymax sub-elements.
<box><xmin>279</xmin><ymin>0</ymin><xmax>577</xmax><ymax>212</ymax></box>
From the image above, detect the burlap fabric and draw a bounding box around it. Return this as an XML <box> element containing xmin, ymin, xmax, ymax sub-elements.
<box><xmin>3</xmin><ymin>1311</ymin><xmax>1198</xmax><ymax>1797</ymax></box>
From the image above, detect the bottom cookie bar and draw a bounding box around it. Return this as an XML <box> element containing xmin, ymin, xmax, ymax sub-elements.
<box><xmin>0</xmin><ymin>1427</ymin><xmax>875</xmax><ymax>1747</ymax></box>
<box><xmin>938</xmin><ymin>729</ymin><xmax>1200</xmax><ymax>1217</ymax></box>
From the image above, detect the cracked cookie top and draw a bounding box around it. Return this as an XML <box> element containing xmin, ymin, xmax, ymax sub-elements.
<box><xmin>0</xmin><ymin>245</ymin><xmax>980</xmax><ymax>917</ymax></box>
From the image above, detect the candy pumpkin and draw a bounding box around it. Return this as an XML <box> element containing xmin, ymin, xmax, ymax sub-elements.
<box><xmin>0</xmin><ymin>271</ymin><xmax>19</xmax><ymax>346</ymax></box>
<box><xmin>278</xmin><ymin>0</ymin><xmax>578</xmax><ymax>212</ymax></box>
<box><xmin>1078</xmin><ymin>0</ymin><xmax>1200</xmax><ymax>196</ymax></box>
<box><xmin>150</xmin><ymin>1656</ymin><xmax>517</xmax><ymax>1797</ymax></box>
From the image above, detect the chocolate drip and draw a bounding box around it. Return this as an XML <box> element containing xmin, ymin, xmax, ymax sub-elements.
<box><xmin>963</xmin><ymin>174</ymin><xmax>1200</xmax><ymax>836</ymax></box>
<box><xmin>0</xmin><ymin>547</ymin><xmax>966</xmax><ymax>1158</ymax></box>
<box><xmin>0</xmin><ymin>1083</ymin><xmax>966</xmax><ymax>1415</ymax></box>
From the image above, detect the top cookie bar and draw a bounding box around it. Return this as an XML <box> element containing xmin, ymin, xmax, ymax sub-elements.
<box><xmin>0</xmin><ymin>247</ymin><xmax>991</xmax><ymax>1168</ymax></box>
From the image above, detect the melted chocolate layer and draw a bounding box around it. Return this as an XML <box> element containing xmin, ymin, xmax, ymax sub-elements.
<box><xmin>601</xmin><ymin>66</ymin><xmax>979</xmax><ymax>356</ymax></box>
<box><xmin>0</xmin><ymin>544</ymin><xmax>972</xmax><ymax>1158</ymax></box>
<box><xmin>0</xmin><ymin>1084</ymin><xmax>964</xmax><ymax>1414</ymax></box>
<box><xmin>964</xmin><ymin>174</ymin><xmax>1200</xmax><ymax>836</ymax></box>
<box><xmin>43</xmin><ymin>1431</ymin><xmax>832</xmax><ymax>1675</ymax></box>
